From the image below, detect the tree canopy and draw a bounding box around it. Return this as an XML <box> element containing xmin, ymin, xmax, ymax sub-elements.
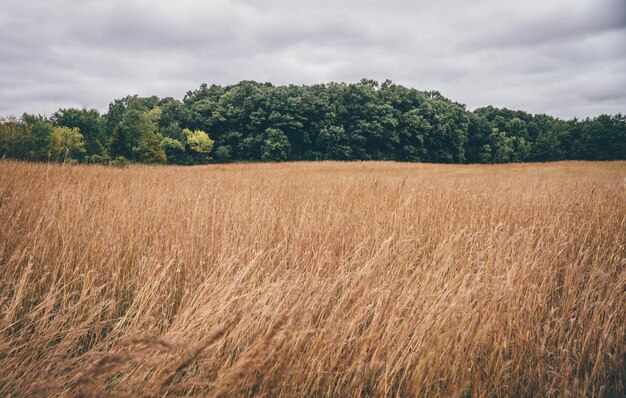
<box><xmin>1</xmin><ymin>80</ymin><xmax>624</xmax><ymax>164</ymax></box>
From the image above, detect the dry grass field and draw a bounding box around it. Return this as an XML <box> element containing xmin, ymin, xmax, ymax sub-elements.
<box><xmin>0</xmin><ymin>160</ymin><xmax>624</xmax><ymax>397</ymax></box>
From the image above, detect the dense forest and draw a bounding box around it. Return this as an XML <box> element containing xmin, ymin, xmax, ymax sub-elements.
<box><xmin>1</xmin><ymin>79</ymin><xmax>624</xmax><ymax>164</ymax></box>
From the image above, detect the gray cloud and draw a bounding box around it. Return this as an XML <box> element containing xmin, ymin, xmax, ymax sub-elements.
<box><xmin>0</xmin><ymin>0</ymin><xmax>624</xmax><ymax>118</ymax></box>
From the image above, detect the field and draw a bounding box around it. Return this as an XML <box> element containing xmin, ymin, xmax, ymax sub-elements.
<box><xmin>0</xmin><ymin>160</ymin><xmax>624</xmax><ymax>397</ymax></box>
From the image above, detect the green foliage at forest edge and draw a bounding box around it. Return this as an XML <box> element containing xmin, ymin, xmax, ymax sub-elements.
<box><xmin>1</xmin><ymin>79</ymin><xmax>624</xmax><ymax>164</ymax></box>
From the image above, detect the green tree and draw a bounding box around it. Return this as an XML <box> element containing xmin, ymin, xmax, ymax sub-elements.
<box><xmin>137</xmin><ymin>132</ymin><xmax>166</xmax><ymax>163</ymax></box>
<box><xmin>183</xmin><ymin>128</ymin><xmax>214</xmax><ymax>164</ymax></box>
<box><xmin>21</xmin><ymin>114</ymin><xmax>54</xmax><ymax>160</ymax></box>
<box><xmin>4</xmin><ymin>79</ymin><xmax>626</xmax><ymax>164</ymax></box>
<box><xmin>532</xmin><ymin>129</ymin><xmax>562</xmax><ymax>161</ymax></box>
<box><xmin>479</xmin><ymin>144</ymin><xmax>492</xmax><ymax>163</ymax></box>
<box><xmin>316</xmin><ymin>125</ymin><xmax>352</xmax><ymax>160</ymax></box>
<box><xmin>213</xmin><ymin>145</ymin><xmax>233</xmax><ymax>162</ymax></box>
<box><xmin>0</xmin><ymin>117</ymin><xmax>33</xmax><ymax>159</ymax></box>
<box><xmin>260</xmin><ymin>128</ymin><xmax>291</xmax><ymax>161</ymax></box>
<box><xmin>109</xmin><ymin>100</ymin><xmax>157</xmax><ymax>160</ymax></box>
<box><xmin>51</xmin><ymin>108</ymin><xmax>106</xmax><ymax>157</ymax></box>
<box><xmin>48</xmin><ymin>126</ymin><xmax>86</xmax><ymax>161</ymax></box>
<box><xmin>161</xmin><ymin>137</ymin><xmax>185</xmax><ymax>164</ymax></box>
<box><xmin>490</xmin><ymin>128</ymin><xmax>515</xmax><ymax>163</ymax></box>
<box><xmin>400</xmin><ymin>109</ymin><xmax>429</xmax><ymax>161</ymax></box>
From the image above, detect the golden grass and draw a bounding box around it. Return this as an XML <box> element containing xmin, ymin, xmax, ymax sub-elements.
<box><xmin>0</xmin><ymin>160</ymin><xmax>624</xmax><ymax>397</ymax></box>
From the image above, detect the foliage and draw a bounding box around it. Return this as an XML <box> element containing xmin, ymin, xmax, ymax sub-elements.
<box><xmin>137</xmin><ymin>132</ymin><xmax>166</xmax><ymax>164</ymax></box>
<box><xmin>48</xmin><ymin>126</ymin><xmax>86</xmax><ymax>161</ymax></box>
<box><xmin>51</xmin><ymin>108</ymin><xmax>106</xmax><ymax>156</ymax></box>
<box><xmin>85</xmin><ymin>154</ymin><xmax>109</xmax><ymax>164</ymax></box>
<box><xmin>260</xmin><ymin>128</ymin><xmax>290</xmax><ymax>161</ymax></box>
<box><xmin>0</xmin><ymin>117</ymin><xmax>33</xmax><ymax>159</ymax></box>
<box><xmin>1</xmin><ymin>80</ymin><xmax>625</xmax><ymax>164</ymax></box>
<box><xmin>161</xmin><ymin>137</ymin><xmax>185</xmax><ymax>164</ymax></box>
<box><xmin>20</xmin><ymin>114</ymin><xmax>54</xmax><ymax>160</ymax></box>
<box><xmin>213</xmin><ymin>145</ymin><xmax>232</xmax><ymax>162</ymax></box>
<box><xmin>109</xmin><ymin>99</ymin><xmax>157</xmax><ymax>160</ymax></box>
<box><xmin>183</xmin><ymin>128</ymin><xmax>214</xmax><ymax>164</ymax></box>
<box><xmin>110</xmin><ymin>156</ymin><xmax>130</xmax><ymax>168</ymax></box>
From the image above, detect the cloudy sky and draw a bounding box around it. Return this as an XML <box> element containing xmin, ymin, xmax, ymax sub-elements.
<box><xmin>1</xmin><ymin>0</ymin><xmax>624</xmax><ymax>119</ymax></box>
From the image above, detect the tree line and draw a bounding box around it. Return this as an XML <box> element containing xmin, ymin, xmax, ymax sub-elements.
<box><xmin>1</xmin><ymin>79</ymin><xmax>624</xmax><ymax>165</ymax></box>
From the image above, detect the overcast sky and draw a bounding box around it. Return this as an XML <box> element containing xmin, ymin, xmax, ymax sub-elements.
<box><xmin>1</xmin><ymin>0</ymin><xmax>624</xmax><ymax>119</ymax></box>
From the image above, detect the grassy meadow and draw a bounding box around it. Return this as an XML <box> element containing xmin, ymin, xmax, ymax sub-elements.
<box><xmin>0</xmin><ymin>160</ymin><xmax>624</xmax><ymax>397</ymax></box>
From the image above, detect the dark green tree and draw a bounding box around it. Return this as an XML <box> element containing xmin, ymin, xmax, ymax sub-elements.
<box><xmin>260</xmin><ymin>128</ymin><xmax>291</xmax><ymax>161</ymax></box>
<box><xmin>109</xmin><ymin>99</ymin><xmax>157</xmax><ymax>160</ymax></box>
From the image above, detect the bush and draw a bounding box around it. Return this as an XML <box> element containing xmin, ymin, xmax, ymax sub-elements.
<box><xmin>214</xmin><ymin>145</ymin><xmax>232</xmax><ymax>162</ymax></box>
<box><xmin>110</xmin><ymin>156</ymin><xmax>130</xmax><ymax>168</ymax></box>
<box><xmin>86</xmin><ymin>154</ymin><xmax>109</xmax><ymax>164</ymax></box>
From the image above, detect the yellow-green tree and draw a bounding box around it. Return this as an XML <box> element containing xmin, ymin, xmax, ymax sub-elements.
<box><xmin>183</xmin><ymin>128</ymin><xmax>214</xmax><ymax>164</ymax></box>
<box><xmin>48</xmin><ymin>126</ymin><xmax>85</xmax><ymax>161</ymax></box>
<box><xmin>138</xmin><ymin>132</ymin><xmax>167</xmax><ymax>164</ymax></box>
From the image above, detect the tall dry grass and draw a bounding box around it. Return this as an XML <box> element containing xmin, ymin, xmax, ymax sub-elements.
<box><xmin>0</xmin><ymin>160</ymin><xmax>624</xmax><ymax>397</ymax></box>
